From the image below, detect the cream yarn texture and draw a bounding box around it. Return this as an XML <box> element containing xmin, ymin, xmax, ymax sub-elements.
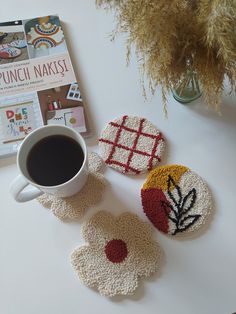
<box><xmin>99</xmin><ymin>115</ymin><xmax>165</xmax><ymax>175</ymax></box>
<box><xmin>70</xmin><ymin>211</ymin><xmax>163</xmax><ymax>297</ymax></box>
<box><xmin>87</xmin><ymin>151</ymin><xmax>104</xmax><ymax>173</ymax></box>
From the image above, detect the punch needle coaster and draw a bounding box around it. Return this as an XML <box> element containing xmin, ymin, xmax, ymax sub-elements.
<box><xmin>70</xmin><ymin>211</ymin><xmax>163</xmax><ymax>297</ymax></box>
<box><xmin>27</xmin><ymin>23</ymin><xmax>64</xmax><ymax>49</ymax></box>
<box><xmin>99</xmin><ymin>115</ymin><xmax>165</xmax><ymax>175</ymax></box>
<box><xmin>141</xmin><ymin>165</ymin><xmax>213</xmax><ymax>237</ymax></box>
<box><xmin>38</xmin><ymin>153</ymin><xmax>107</xmax><ymax>220</ymax></box>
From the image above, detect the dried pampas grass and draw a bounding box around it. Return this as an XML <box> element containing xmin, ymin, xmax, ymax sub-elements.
<box><xmin>96</xmin><ymin>0</ymin><xmax>236</xmax><ymax>112</ymax></box>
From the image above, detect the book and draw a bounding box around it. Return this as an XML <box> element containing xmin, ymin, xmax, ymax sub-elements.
<box><xmin>0</xmin><ymin>15</ymin><xmax>89</xmax><ymax>158</ymax></box>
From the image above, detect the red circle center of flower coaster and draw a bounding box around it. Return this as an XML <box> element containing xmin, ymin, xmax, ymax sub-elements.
<box><xmin>104</xmin><ymin>239</ymin><xmax>128</xmax><ymax>263</ymax></box>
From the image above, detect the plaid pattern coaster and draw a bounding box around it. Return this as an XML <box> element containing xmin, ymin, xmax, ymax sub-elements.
<box><xmin>99</xmin><ymin>115</ymin><xmax>165</xmax><ymax>175</ymax></box>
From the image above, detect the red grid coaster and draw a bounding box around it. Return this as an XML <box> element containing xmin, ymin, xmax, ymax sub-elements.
<box><xmin>99</xmin><ymin>115</ymin><xmax>165</xmax><ymax>175</ymax></box>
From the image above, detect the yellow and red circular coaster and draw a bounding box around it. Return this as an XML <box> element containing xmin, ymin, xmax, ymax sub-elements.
<box><xmin>141</xmin><ymin>165</ymin><xmax>212</xmax><ymax>236</ymax></box>
<box><xmin>99</xmin><ymin>115</ymin><xmax>165</xmax><ymax>175</ymax></box>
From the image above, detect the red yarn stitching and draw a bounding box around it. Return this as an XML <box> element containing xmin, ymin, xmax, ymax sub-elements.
<box><xmin>110</xmin><ymin>121</ymin><xmax>163</xmax><ymax>140</ymax></box>
<box><xmin>99</xmin><ymin>138</ymin><xmax>161</xmax><ymax>161</ymax></box>
<box><xmin>105</xmin><ymin>239</ymin><xmax>128</xmax><ymax>263</ymax></box>
<box><xmin>99</xmin><ymin>116</ymin><xmax>164</xmax><ymax>174</ymax></box>
<box><xmin>141</xmin><ymin>188</ymin><xmax>170</xmax><ymax>233</ymax></box>
<box><xmin>106</xmin><ymin>115</ymin><xmax>128</xmax><ymax>164</ymax></box>
<box><xmin>148</xmin><ymin>133</ymin><xmax>163</xmax><ymax>170</ymax></box>
<box><xmin>106</xmin><ymin>159</ymin><xmax>140</xmax><ymax>174</ymax></box>
<box><xmin>124</xmin><ymin>118</ymin><xmax>145</xmax><ymax>173</ymax></box>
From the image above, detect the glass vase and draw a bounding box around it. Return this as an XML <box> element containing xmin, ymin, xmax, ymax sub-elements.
<box><xmin>172</xmin><ymin>63</ymin><xmax>202</xmax><ymax>104</ymax></box>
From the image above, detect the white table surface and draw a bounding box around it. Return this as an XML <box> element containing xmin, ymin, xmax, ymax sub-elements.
<box><xmin>1</xmin><ymin>2</ymin><xmax>236</xmax><ymax>314</ymax></box>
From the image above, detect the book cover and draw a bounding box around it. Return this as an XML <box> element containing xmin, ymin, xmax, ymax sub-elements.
<box><xmin>0</xmin><ymin>15</ymin><xmax>89</xmax><ymax>157</ymax></box>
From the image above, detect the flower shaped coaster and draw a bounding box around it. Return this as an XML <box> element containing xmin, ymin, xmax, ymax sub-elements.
<box><xmin>87</xmin><ymin>152</ymin><xmax>104</xmax><ymax>173</ymax></box>
<box><xmin>38</xmin><ymin>153</ymin><xmax>107</xmax><ymax>220</ymax></box>
<box><xmin>141</xmin><ymin>165</ymin><xmax>213</xmax><ymax>237</ymax></box>
<box><xmin>70</xmin><ymin>211</ymin><xmax>163</xmax><ymax>297</ymax></box>
<box><xmin>99</xmin><ymin>115</ymin><xmax>165</xmax><ymax>175</ymax></box>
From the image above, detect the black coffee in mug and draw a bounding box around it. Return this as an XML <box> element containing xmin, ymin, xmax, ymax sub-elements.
<box><xmin>26</xmin><ymin>135</ymin><xmax>84</xmax><ymax>186</ymax></box>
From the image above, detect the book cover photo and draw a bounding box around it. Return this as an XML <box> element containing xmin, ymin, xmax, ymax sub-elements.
<box><xmin>0</xmin><ymin>15</ymin><xmax>89</xmax><ymax>157</ymax></box>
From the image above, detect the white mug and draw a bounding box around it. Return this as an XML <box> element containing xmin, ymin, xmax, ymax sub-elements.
<box><xmin>10</xmin><ymin>125</ymin><xmax>88</xmax><ymax>202</ymax></box>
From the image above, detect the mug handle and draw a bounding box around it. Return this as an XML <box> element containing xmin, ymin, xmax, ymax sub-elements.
<box><xmin>10</xmin><ymin>175</ymin><xmax>43</xmax><ymax>202</ymax></box>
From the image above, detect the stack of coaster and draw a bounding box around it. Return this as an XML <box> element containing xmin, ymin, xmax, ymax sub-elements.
<box><xmin>38</xmin><ymin>152</ymin><xmax>107</xmax><ymax>220</ymax></box>
<box><xmin>70</xmin><ymin>210</ymin><xmax>163</xmax><ymax>297</ymax></box>
<box><xmin>141</xmin><ymin>165</ymin><xmax>213</xmax><ymax>237</ymax></box>
<box><xmin>99</xmin><ymin>115</ymin><xmax>165</xmax><ymax>175</ymax></box>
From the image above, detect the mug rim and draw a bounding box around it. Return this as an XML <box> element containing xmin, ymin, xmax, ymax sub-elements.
<box><xmin>17</xmin><ymin>125</ymin><xmax>88</xmax><ymax>189</ymax></box>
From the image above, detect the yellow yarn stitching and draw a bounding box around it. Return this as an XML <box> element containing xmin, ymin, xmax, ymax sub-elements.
<box><xmin>143</xmin><ymin>165</ymin><xmax>189</xmax><ymax>191</ymax></box>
